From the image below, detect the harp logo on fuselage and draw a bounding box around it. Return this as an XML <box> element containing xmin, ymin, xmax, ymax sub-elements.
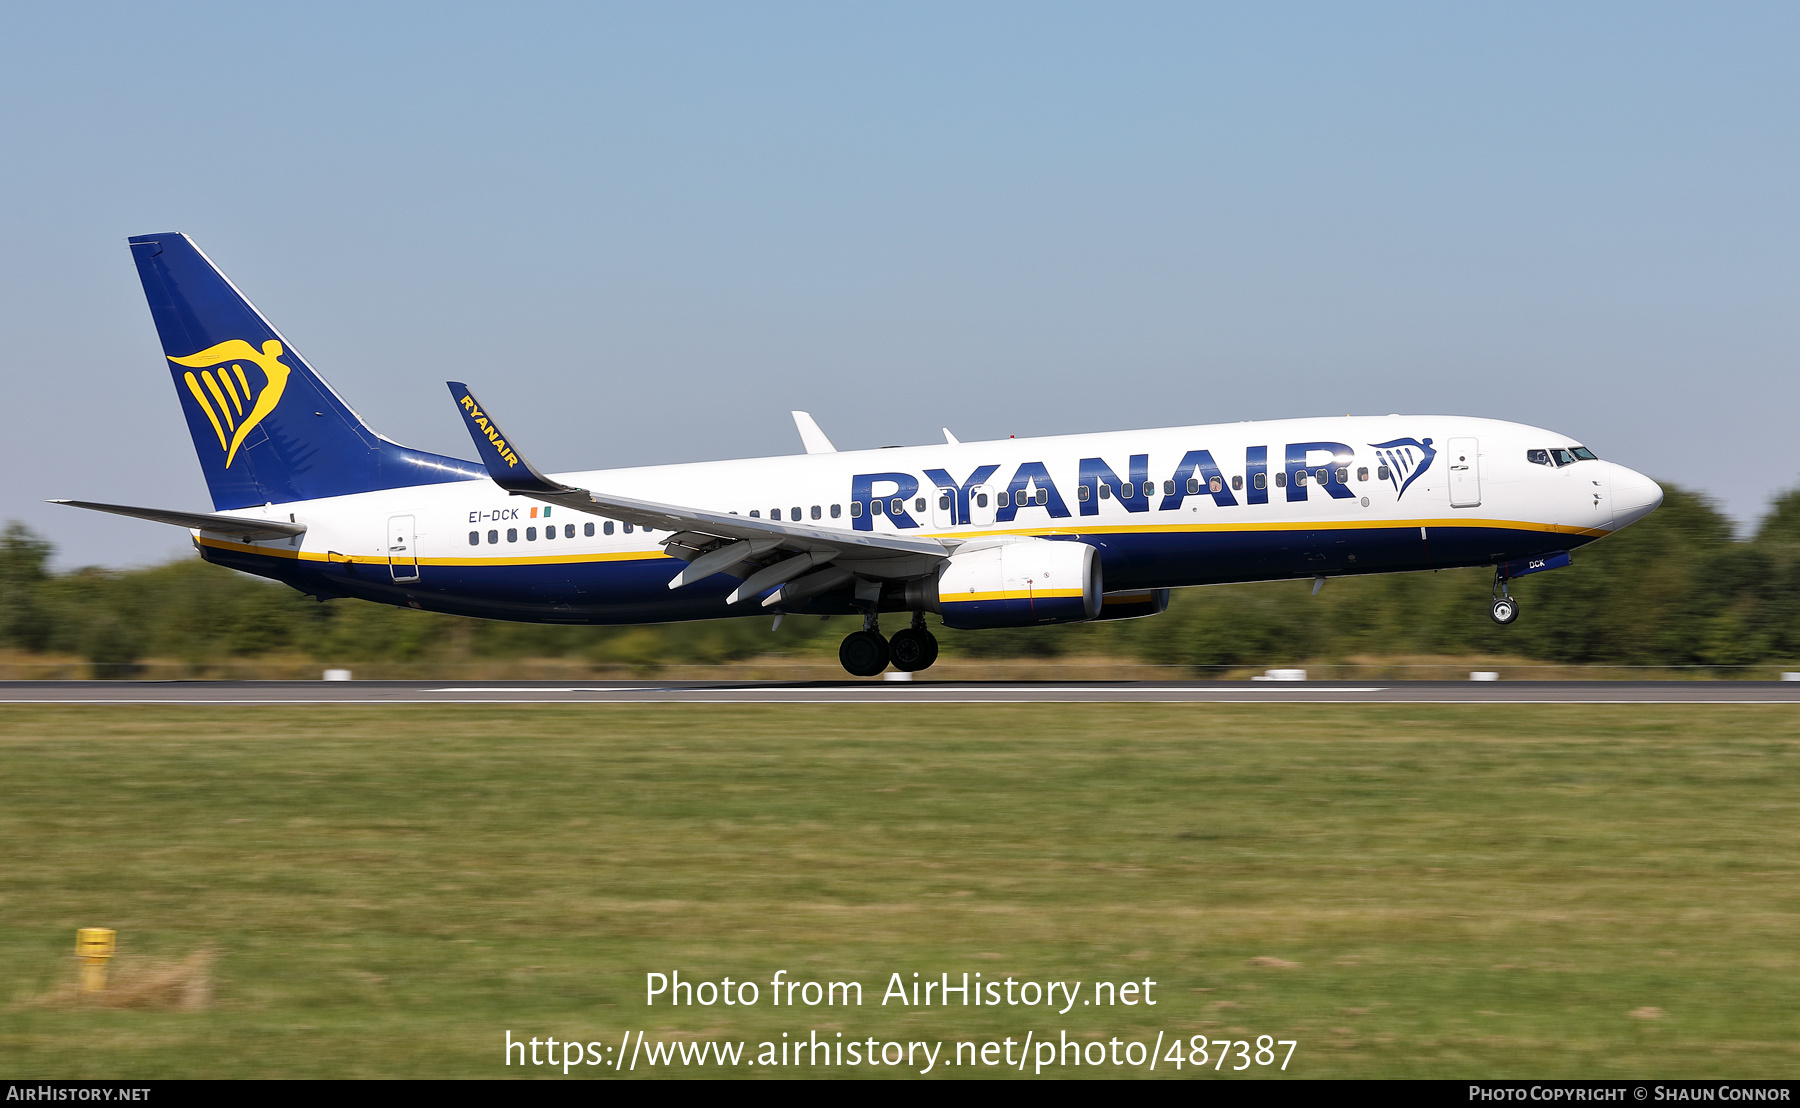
<box><xmin>169</xmin><ymin>339</ymin><xmax>292</xmax><ymax>468</ymax></box>
<box><xmin>1369</xmin><ymin>437</ymin><xmax>1436</xmax><ymax>500</ymax></box>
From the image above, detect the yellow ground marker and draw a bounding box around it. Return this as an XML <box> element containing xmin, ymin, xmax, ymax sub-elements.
<box><xmin>76</xmin><ymin>928</ymin><xmax>115</xmax><ymax>993</ymax></box>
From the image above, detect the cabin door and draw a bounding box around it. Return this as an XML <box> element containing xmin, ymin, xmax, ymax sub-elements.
<box><xmin>387</xmin><ymin>514</ymin><xmax>419</xmax><ymax>582</ymax></box>
<box><xmin>968</xmin><ymin>484</ymin><xmax>998</xmax><ymax>527</ymax></box>
<box><xmin>1447</xmin><ymin>437</ymin><xmax>1481</xmax><ymax>508</ymax></box>
<box><xmin>932</xmin><ymin>486</ymin><xmax>958</xmax><ymax>529</ymax></box>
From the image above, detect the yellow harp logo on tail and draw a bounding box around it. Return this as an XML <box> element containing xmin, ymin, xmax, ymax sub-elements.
<box><xmin>168</xmin><ymin>340</ymin><xmax>292</xmax><ymax>468</ymax></box>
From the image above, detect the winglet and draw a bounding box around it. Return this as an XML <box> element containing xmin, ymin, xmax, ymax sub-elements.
<box><xmin>943</xmin><ymin>427</ymin><xmax>960</xmax><ymax>445</ymax></box>
<box><xmin>447</xmin><ymin>382</ymin><xmax>574</xmax><ymax>495</ymax></box>
<box><xmin>791</xmin><ymin>411</ymin><xmax>837</xmax><ymax>454</ymax></box>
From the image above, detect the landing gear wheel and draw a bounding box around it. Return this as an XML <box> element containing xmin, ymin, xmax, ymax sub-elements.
<box><xmin>839</xmin><ymin>630</ymin><xmax>891</xmax><ymax>677</ymax></box>
<box><xmin>889</xmin><ymin>628</ymin><xmax>939</xmax><ymax>672</ymax></box>
<box><xmin>1490</xmin><ymin>596</ymin><xmax>1519</xmax><ymax>625</ymax></box>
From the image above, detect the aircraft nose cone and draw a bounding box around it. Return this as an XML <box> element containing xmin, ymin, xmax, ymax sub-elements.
<box><xmin>1609</xmin><ymin>463</ymin><xmax>1663</xmax><ymax>530</ymax></box>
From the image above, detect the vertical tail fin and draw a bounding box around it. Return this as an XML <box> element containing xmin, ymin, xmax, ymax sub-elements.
<box><xmin>128</xmin><ymin>233</ymin><xmax>482</xmax><ymax>510</ymax></box>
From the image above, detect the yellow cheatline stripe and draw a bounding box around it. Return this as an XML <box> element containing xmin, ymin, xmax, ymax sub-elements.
<box><xmin>199</xmin><ymin>516</ymin><xmax>1608</xmax><ymax>569</ymax></box>
<box><xmin>219</xmin><ymin>366</ymin><xmax>244</xmax><ymax>415</ymax></box>
<box><xmin>195</xmin><ymin>535</ymin><xmax>673</xmax><ymax>567</ymax></box>
<box><xmin>183</xmin><ymin>372</ymin><xmax>228</xmax><ymax>450</ymax></box>
<box><xmin>231</xmin><ymin>364</ymin><xmax>253</xmax><ymax>410</ymax></box>
<box><xmin>943</xmin><ymin>588</ymin><xmax>1086</xmax><ymax>604</ymax></box>
<box><xmin>202</xmin><ymin>370</ymin><xmax>236</xmax><ymax>430</ymax></box>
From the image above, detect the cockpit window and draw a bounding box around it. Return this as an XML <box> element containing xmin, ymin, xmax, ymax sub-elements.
<box><xmin>1552</xmin><ymin>448</ymin><xmax>1577</xmax><ymax>466</ymax></box>
<box><xmin>1527</xmin><ymin>449</ymin><xmax>1551</xmax><ymax>466</ymax></box>
<box><xmin>1571</xmin><ymin>446</ymin><xmax>1598</xmax><ymax>461</ymax></box>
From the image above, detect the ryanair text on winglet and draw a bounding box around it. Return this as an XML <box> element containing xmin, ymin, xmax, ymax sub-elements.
<box><xmin>459</xmin><ymin>394</ymin><xmax>520</xmax><ymax>468</ymax></box>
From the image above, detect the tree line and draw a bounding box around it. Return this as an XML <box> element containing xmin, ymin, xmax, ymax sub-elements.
<box><xmin>3</xmin><ymin>482</ymin><xmax>1798</xmax><ymax>674</ymax></box>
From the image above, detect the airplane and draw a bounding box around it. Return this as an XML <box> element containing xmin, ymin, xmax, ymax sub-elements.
<box><xmin>55</xmin><ymin>233</ymin><xmax>1665</xmax><ymax>676</ymax></box>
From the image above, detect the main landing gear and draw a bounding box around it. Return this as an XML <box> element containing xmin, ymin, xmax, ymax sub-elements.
<box><xmin>838</xmin><ymin>612</ymin><xmax>939</xmax><ymax>677</ymax></box>
<box><xmin>1490</xmin><ymin>571</ymin><xmax>1520</xmax><ymax>625</ymax></box>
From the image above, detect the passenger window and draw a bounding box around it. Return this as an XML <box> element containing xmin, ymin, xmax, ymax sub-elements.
<box><xmin>584</xmin><ymin>523</ymin><xmax>594</xmax><ymax>537</ymax></box>
<box><xmin>1099</xmin><ymin>483</ymin><xmax>1111</xmax><ymax>500</ymax></box>
<box><xmin>871</xmin><ymin>500</ymin><xmax>884</xmax><ymax>515</ymax></box>
<box><xmin>1276</xmin><ymin>472</ymin><xmax>1288</xmax><ymax>488</ymax></box>
<box><xmin>1209</xmin><ymin>476</ymin><xmax>1223</xmax><ymax>494</ymax></box>
<box><xmin>1186</xmin><ymin>477</ymin><xmax>1200</xmax><ymax>495</ymax></box>
<box><xmin>811</xmin><ymin>505</ymin><xmax>821</xmax><ymax>520</ymax></box>
<box><xmin>1335</xmin><ymin>467</ymin><xmax>1348</xmax><ymax>483</ymax></box>
<box><xmin>1357</xmin><ymin>466</ymin><xmax>1368</xmax><ymax>481</ymax></box>
<box><xmin>1077</xmin><ymin>485</ymin><xmax>1091</xmax><ymax>502</ymax></box>
<box><xmin>1293</xmin><ymin>471</ymin><xmax>1306</xmax><ymax>486</ymax></box>
<box><xmin>468</xmin><ymin>531</ymin><xmax>479</xmax><ymax>546</ymax></box>
<box><xmin>975</xmin><ymin>492</ymin><xmax>988</xmax><ymax>508</ymax></box>
<box><xmin>507</xmin><ymin>528</ymin><xmax>518</xmax><ymax>542</ymax></box>
<box><xmin>891</xmin><ymin>498</ymin><xmax>904</xmax><ymax>515</ymax></box>
<box><xmin>1232</xmin><ymin>475</ymin><xmax>1243</xmax><ymax>491</ymax></box>
<box><xmin>544</xmin><ymin>526</ymin><xmax>555</xmax><ymax>540</ymax></box>
<box><xmin>771</xmin><ymin>509</ymin><xmax>781</xmax><ymax>521</ymax></box>
<box><xmin>1253</xmin><ymin>473</ymin><xmax>1266</xmax><ymax>490</ymax></box>
<box><xmin>488</xmin><ymin>529</ymin><xmax>498</xmax><ymax>544</ymax></box>
<box><xmin>603</xmin><ymin>521</ymin><xmax>614</xmax><ymax>535</ymax></box>
<box><xmin>830</xmin><ymin>504</ymin><xmax>841</xmax><ymax>518</ymax></box>
<box><xmin>526</xmin><ymin>526</ymin><xmax>537</xmax><ymax>540</ymax></box>
<box><xmin>850</xmin><ymin>501</ymin><xmax>863</xmax><ymax>518</ymax></box>
<box><xmin>1378</xmin><ymin>465</ymin><xmax>1391</xmax><ymax>481</ymax></box>
<box><xmin>998</xmin><ymin>490</ymin><xmax>1010</xmax><ymax>507</ymax></box>
<box><xmin>1035</xmin><ymin>489</ymin><xmax>1048</xmax><ymax>505</ymax></box>
<box><xmin>1527</xmin><ymin>449</ymin><xmax>1551</xmax><ymax>466</ymax></box>
<box><xmin>940</xmin><ymin>493</ymin><xmax>954</xmax><ymax>509</ymax></box>
<box><xmin>1163</xmin><ymin>480</ymin><xmax>1175</xmax><ymax>495</ymax></box>
<box><xmin>750</xmin><ymin>510</ymin><xmax>760</xmax><ymax>518</ymax></box>
<box><xmin>566</xmin><ymin>524</ymin><xmax>575</xmax><ymax>538</ymax></box>
<box><xmin>914</xmin><ymin>497</ymin><xmax>926</xmax><ymax>513</ymax></box>
<box><xmin>1316</xmin><ymin>468</ymin><xmax>1329</xmax><ymax>485</ymax></box>
<box><xmin>623</xmin><ymin>523</ymin><xmax>634</xmax><ymax>534</ymax></box>
<box><xmin>793</xmin><ymin>507</ymin><xmax>802</xmax><ymax>520</ymax></box>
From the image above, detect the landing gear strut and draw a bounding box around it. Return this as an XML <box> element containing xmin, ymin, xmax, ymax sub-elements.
<box><xmin>888</xmin><ymin>612</ymin><xmax>939</xmax><ymax>673</ymax></box>
<box><xmin>1490</xmin><ymin>572</ymin><xmax>1520</xmax><ymax>625</ymax></box>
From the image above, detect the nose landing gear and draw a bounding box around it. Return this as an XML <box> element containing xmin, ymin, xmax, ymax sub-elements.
<box><xmin>1490</xmin><ymin>571</ymin><xmax>1520</xmax><ymax>625</ymax></box>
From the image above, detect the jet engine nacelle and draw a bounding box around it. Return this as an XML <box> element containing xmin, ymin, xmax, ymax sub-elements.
<box><xmin>929</xmin><ymin>538</ymin><xmax>1102</xmax><ymax>630</ymax></box>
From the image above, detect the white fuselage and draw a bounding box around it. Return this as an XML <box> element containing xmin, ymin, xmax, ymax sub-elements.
<box><xmin>193</xmin><ymin>414</ymin><xmax>1662</xmax><ymax>624</ymax></box>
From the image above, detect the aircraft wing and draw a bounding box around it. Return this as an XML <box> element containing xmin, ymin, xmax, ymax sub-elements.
<box><xmin>447</xmin><ymin>384</ymin><xmax>948</xmax><ymax>584</ymax></box>
<box><xmin>50</xmin><ymin>499</ymin><xmax>307</xmax><ymax>541</ymax></box>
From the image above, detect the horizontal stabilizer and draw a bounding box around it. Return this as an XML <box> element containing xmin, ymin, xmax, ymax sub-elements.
<box><xmin>50</xmin><ymin>499</ymin><xmax>306</xmax><ymax>540</ymax></box>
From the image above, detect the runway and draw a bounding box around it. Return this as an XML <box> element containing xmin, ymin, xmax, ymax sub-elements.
<box><xmin>6</xmin><ymin>680</ymin><xmax>1800</xmax><ymax>704</ymax></box>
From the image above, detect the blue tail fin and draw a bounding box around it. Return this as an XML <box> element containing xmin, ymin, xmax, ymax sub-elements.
<box><xmin>129</xmin><ymin>233</ymin><xmax>483</xmax><ymax>510</ymax></box>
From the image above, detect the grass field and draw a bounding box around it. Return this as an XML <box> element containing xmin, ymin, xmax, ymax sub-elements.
<box><xmin>2</xmin><ymin>704</ymin><xmax>1797</xmax><ymax>1079</ymax></box>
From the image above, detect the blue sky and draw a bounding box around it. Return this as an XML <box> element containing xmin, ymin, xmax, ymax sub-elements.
<box><xmin>4</xmin><ymin>3</ymin><xmax>1797</xmax><ymax>567</ymax></box>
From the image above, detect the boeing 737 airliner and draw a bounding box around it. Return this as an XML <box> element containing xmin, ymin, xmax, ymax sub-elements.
<box><xmin>56</xmin><ymin>233</ymin><xmax>1664</xmax><ymax>675</ymax></box>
